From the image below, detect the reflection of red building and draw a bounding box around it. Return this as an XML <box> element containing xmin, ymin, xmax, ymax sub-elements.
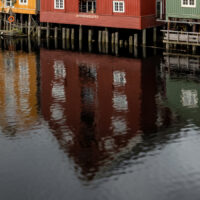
<box><xmin>40</xmin><ymin>49</ymin><xmax>158</xmax><ymax>180</ymax></box>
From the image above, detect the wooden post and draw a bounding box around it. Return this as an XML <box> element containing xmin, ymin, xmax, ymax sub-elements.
<box><xmin>0</xmin><ymin>14</ymin><xmax>2</xmax><ymax>30</ymax></box>
<box><xmin>54</xmin><ymin>27</ymin><xmax>58</xmax><ymax>39</ymax></box>
<box><xmin>129</xmin><ymin>36</ymin><xmax>133</xmax><ymax>46</ymax></box>
<box><xmin>4</xmin><ymin>14</ymin><xmax>6</xmax><ymax>30</ymax></box>
<box><xmin>98</xmin><ymin>30</ymin><xmax>102</xmax><ymax>43</ymax></box>
<box><xmin>142</xmin><ymin>29</ymin><xmax>146</xmax><ymax>45</ymax></box>
<box><xmin>20</xmin><ymin>14</ymin><xmax>23</xmax><ymax>32</ymax></box>
<box><xmin>79</xmin><ymin>25</ymin><xmax>82</xmax><ymax>50</ymax></box>
<box><xmin>115</xmin><ymin>32</ymin><xmax>119</xmax><ymax>46</ymax></box>
<box><xmin>66</xmin><ymin>28</ymin><xmax>70</xmax><ymax>40</ymax></box>
<box><xmin>28</xmin><ymin>14</ymin><xmax>31</xmax><ymax>36</ymax></box>
<box><xmin>71</xmin><ymin>28</ymin><xmax>75</xmax><ymax>50</ymax></box>
<box><xmin>153</xmin><ymin>27</ymin><xmax>157</xmax><ymax>43</ymax></box>
<box><xmin>102</xmin><ymin>30</ymin><xmax>105</xmax><ymax>44</ymax></box>
<box><xmin>46</xmin><ymin>22</ymin><xmax>50</xmax><ymax>38</ymax></box>
<box><xmin>88</xmin><ymin>29</ymin><xmax>92</xmax><ymax>43</ymax></box>
<box><xmin>111</xmin><ymin>33</ymin><xmax>115</xmax><ymax>45</ymax></box>
<box><xmin>37</xmin><ymin>26</ymin><xmax>41</xmax><ymax>38</ymax></box>
<box><xmin>119</xmin><ymin>40</ymin><xmax>123</xmax><ymax>48</ymax></box>
<box><xmin>62</xmin><ymin>27</ymin><xmax>66</xmax><ymax>40</ymax></box>
<box><xmin>192</xmin><ymin>46</ymin><xmax>196</xmax><ymax>53</ymax></box>
<box><xmin>105</xmin><ymin>28</ymin><xmax>109</xmax><ymax>43</ymax></box>
<box><xmin>134</xmin><ymin>33</ymin><xmax>138</xmax><ymax>46</ymax></box>
<box><xmin>71</xmin><ymin>28</ymin><xmax>75</xmax><ymax>41</ymax></box>
<box><xmin>79</xmin><ymin>25</ymin><xmax>82</xmax><ymax>41</ymax></box>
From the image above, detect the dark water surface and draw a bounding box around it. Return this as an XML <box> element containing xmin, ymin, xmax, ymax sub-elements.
<box><xmin>0</xmin><ymin>39</ymin><xmax>200</xmax><ymax>200</ymax></box>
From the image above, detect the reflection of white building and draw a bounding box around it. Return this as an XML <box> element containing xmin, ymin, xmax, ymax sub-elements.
<box><xmin>113</xmin><ymin>71</ymin><xmax>126</xmax><ymax>87</ymax></box>
<box><xmin>0</xmin><ymin>52</ymin><xmax>38</xmax><ymax>130</ymax></box>
<box><xmin>181</xmin><ymin>89</ymin><xmax>198</xmax><ymax>108</ymax></box>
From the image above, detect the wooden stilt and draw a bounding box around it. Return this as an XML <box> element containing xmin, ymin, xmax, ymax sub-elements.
<box><xmin>46</xmin><ymin>22</ymin><xmax>50</xmax><ymax>38</ymax></box>
<box><xmin>54</xmin><ymin>27</ymin><xmax>58</xmax><ymax>39</ymax></box>
<box><xmin>62</xmin><ymin>27</ymin><xmax>66</xmax><ymax>40</ymax></box>
<box><xmin>28</xmin><ymin>14</ymin><xmax>31</xmax><ymax>36</ymax></box>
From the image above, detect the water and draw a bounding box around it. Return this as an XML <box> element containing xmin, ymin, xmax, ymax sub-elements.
<box><xmin>0</xmin><ymin>39</ymin><xmax>200</xmax><ymax>200</ymax></box>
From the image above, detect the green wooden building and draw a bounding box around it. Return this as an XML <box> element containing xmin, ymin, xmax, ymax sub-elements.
<box><xmin>162</xmin><ymin>0</ymin><xmax>200</xmax><ymax>50</ymax></box>
<box><xmin>166</xmin><ymin>0</ymin><xmax>200</xmax><ymax>20</ymax></box>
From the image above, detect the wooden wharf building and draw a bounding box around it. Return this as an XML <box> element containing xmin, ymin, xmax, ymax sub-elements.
<box><xmin>0</xmin><ymin>0</ymin><xmax>40</xmax><ymax>36</ymax></box>
<box><xmin>39</xmin><ymin>0</ymin><xmax>163</xmax><ymax>45</ymax></box>
<box><xmin>161</xmin><ymin>0</ymin><xmax>200</xmax><ymax>51</ymax></box>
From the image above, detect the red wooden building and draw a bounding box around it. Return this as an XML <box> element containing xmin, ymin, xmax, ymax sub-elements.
<box><xmin>40</xmin><ymin>0</ymin><xmax>161</xmax><ymax>30</ymax></box>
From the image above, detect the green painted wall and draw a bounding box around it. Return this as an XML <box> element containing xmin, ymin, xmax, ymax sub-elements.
<box><xmin>166</xmin><ymin>0</ymin><xmax>200</xmax><ymax>19</ymax></box>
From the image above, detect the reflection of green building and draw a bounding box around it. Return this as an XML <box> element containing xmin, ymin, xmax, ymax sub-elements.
<box><xmin>166</xmin><ymin>75</ymin><xmax>200</xmax><ymax>125</ymax></box>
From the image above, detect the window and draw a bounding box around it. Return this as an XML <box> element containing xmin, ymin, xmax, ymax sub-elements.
<box><xmin>5</xmin><ymin>0</ymin><xmax>12</xmax><ymax>7</ymax></box>
<box><xmin>19</xmin><ymin>0</ymin><xmax>28</xmax><ymax>5</ymax></box>
<box><xmin>113</xmin><ymin>1</ymin><xmax>125</xmax><ymax>13</ymax></box>
<box><xmin>182</xmin><ymin>0</ymin><xmax>196</xmax><ymax>7</ymax></box>
<box><xmin>54</xmin><ymin>0</ymin><xmax>64</xmax><ymax>9</ymax></box>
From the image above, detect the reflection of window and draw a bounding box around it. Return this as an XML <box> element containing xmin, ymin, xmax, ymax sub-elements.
<box><xmin>81</xmin><ymin>87</ymin><xmax>94</xmax><ymax>105</ymax></box>
<box><xmin>112</xmin><ymin>116</ymin><xmax>127</xmax><ymax>135</ymax></box>
<box><xmin>50</xmin><ymin>103</ymin><xmax>64</xmax><ymax>121</ymax></box>
<box><xmin>4</xmin><ymin>57</ymin><xmax>15</xmax><ymax>72</ymax></box>
<box><xmin>54</xmin><ymin>61</ymin><xmax>66</xmax><ymax>79</ymax></box>
<box><xmin>113</xmin><ymin>71</ymin><xmax>126</xmax><ymax>86</ymax></box>
<box><xmin>113</xmin><ymin>92</ymin><xmax>128</xmax><ymax>111</ymax></box>
<box><xmin>5</xmin><ymin>0</ymin><xmax>13</xmax><ymax>7</ymax></box>
<box><xmin>79</xmin><ymin>64</ymin><xmax>97</xmax><ymax>82</ymax></box>
<box><xmin>181</xmin><ymin>89</ymin><xmax>198</xmax><ymax>108</ymax></box>
<box><xmin>52</xmin><ymin>82</ymin><xmax>66</xmax><ymax>102</ymax></box>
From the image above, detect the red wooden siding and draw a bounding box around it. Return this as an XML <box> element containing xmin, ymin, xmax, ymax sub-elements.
<box><xmin>40</xmin><ymin>0</ymin><xmax>159</xmax><ymax>30</ymax></box>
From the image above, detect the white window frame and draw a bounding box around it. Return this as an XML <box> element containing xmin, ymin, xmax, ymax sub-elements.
<box><xmin>54</xmin><ymin>0</ymin><xmax>65</xmax><ymax>9</ymax></box>
<box><xmin>181</xmin><ymin>0</ymin><xmax>196</xmax><ymax>8</ymax></box>
<box><xmin>19</xmin><ymin>0</ymin><xmax>28</xmax><ymax>5</ymax></box>
<box><xmin>5</xmin><ymin>0</ymin><xmax>13</xmax><ymax>7</ymax></box>
<box><xmin>113</xmin><ymin>1</ymin><xmax>125</xmax><ymax>13</ymax></box>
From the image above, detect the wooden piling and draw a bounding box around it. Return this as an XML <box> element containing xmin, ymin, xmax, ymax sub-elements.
<box><xmin>71</xmin><ymin>28</ymin><xmax>75</xmax><ymax>41</ymax></box>
<box><xmin>79</xmin><ymin>25</ymin><xmax>82</xmax><ymax>41</ymax></box>
<box><xmin>119</xmin><ymin>40</ymin><xmax>123</xmax><ymax>48</ymax></box>
<box><xmin>115</xmin><ymin>32</ymin><xmax>119</xmax><ymax>46</ymax></box>
<box><xmin>129</xmin><ymin>36</ymin><xmax>133</xmax><ymax>46</ymax></box>
<box><xmin>105</xmin><ymin>28</ymin><xmax>109</xmax><ymax>43</ymax></box>
<box><xmin>153</xmin><ymin>27</ymin><xmax>157</xmax><ymax>43</ymax></box>
<box><xmin>62</xmin><ymin>27</ymin><xmax>66</xmax><ymax>40</ymax></box>
<box><xmin>0</xmin><ymin>14</ymin><xmax>2</xmax><ymax>30</ymax></box>
<box><xmin>134</xmin><ymin>33</ymin><xmax>138</xmax><ymax>46</ymax></box>
<box><xmin>142</xmin><ymin>29</ymin><xmax>146</xmax><ymax>45</ymax></box>
<box><xmin>88</xmin><ymin>29</ymin><xmax>92</xmax><ymax>43</ymax></box>
<box><xmin>111</xmin><ymin>33</ymin><xmax>115</xmax><ymax>45</ymax></box>
<box><xmin>66</xmin><ymin>28</ymin><xmax>70</xmax><ymax>40</ymax></box>
<box><xmin>20</xmin><ymin>14</ymin><xmax>23</xmax><ymax>32</ymax></box>
<box><xmin>98</xmin><ymin>30</ymin><xmax>102</xmax><ymax>43</ymax></box>
<box><xmin>54</xmin><ymin>27</ymin><xmax>58</xmax><ymax>39</ymax></box>
<box><xmin>37</xmin><ymin>26</ymin><xmax>41</xmax><ymax>38</ymax></box>
<box><xmin>28</xmin><ymin>14</ymin><xmax>31</xmax><ymax>36</ymax></box>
